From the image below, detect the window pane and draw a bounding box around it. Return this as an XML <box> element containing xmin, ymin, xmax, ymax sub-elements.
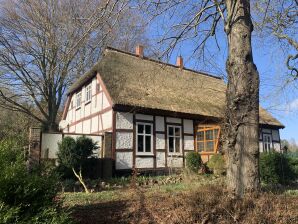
<box><xmin>214</xmin><ymin>129</ymin><xmax>219</xmax><ymax>138</ymax></box>
<box><xmin>197</xmin><ymin>142</ymin><xmax>204</xmax><ymax>152</ymax></box>
<box><xmin>145</xmin><ymin>136</ymin><xmax>151</xmax><ymax>152</ymax></box>
<box><xmin>175</xmin><ymin>127</ymin><xmax>180</xmax><ymax>136</ymax></box>
<box><xmin>145</xmin><ymin>125</ymin><xmax>152</xmax><ymax>134</ymax></box>
<box><xmin>169</xmin><ymin>137</ymin><xmax>174</xmax><ymax>152</ymax></box>
<box><xmin>169</xmin><ymin>127</ymin><xmax>174</xmax><ymax>136</ymax></box>
<box><xmin>206</xmin><ymin>141</ymin><xmax>214</xmax><ymax>152</ymax></box>
<box><xmin>197</xmin><ymin>131</ymin><xmax>204</xmax><ymax>141</ymax></box>
<box><xmin>137</xmin><ymin>135</ymin><xmax>144</xmax><ymax>152</ymax></box>
<box><xmin>138</xmin><ymin>124</ymin><xmax>144</xmax><ymax>134</ymax></box>
<box><xmin>175</xmin><ymin>137</ymin><xmax>180</xmax><ymax>153</ymax></box>
<box><xmin>206</xmin><ymin>130</ymin><xmax>213</xmax><ymax>140</ymax></box>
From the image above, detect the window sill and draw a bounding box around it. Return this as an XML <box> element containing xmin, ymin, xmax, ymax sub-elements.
<box><xmin>168</xmin><ymin>153</ymin><xmax>183</xmax><ymax>157</ymax></box>
<box><xmin>136</xmin><ymin>153</ymin><xmax>154</xmax><ymax>157</ymax></box>
<box><xmin>85</xmin><ymin>100</ymin><xmax>91</xmax><ymax>105</ymax></box>
<box><xmin>75</xmin><ymin>106</ymin><xmax>81</xmax><ymax>111</ymax></box>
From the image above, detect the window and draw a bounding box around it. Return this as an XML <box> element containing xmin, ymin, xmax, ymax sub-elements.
<box><xmin>263</xmin><ymin>134</ymin><xmax>272</xmax><ymax>152</ymax></box>
<box><xmin>196</xmin><ymin>125</ymin><xmax>220</xmax><ymax>153</ymax></box>
<box><xmin>167</xmin><ymin>125</ymin><xmax>182</xmax><ymax>154</ymax></box>
<box><xmin>76</xmin><ymin>92</ymin><xmax>81</xmax><ymax>109</ymax></box>
<box><xmin>85</xmin><ymin>84</ymin><xmax>92</xmax><ymax>103</ymax></box>
<box><xmin>136</xmin><ymin>123</ymin><xmax>153</xmax><ymax>154</ymax></box>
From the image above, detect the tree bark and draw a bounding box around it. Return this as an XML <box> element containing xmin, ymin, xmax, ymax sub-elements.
<box><xmin>224</xmin><ymin>0</ymin><xmax>260</xmax><ymax>197</ymax></box>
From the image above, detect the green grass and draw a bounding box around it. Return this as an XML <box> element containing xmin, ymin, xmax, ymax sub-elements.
<box><xmin>63</xmin><ymin>190</ymin><xmax>124</xmax><ymax>207</ymax></box>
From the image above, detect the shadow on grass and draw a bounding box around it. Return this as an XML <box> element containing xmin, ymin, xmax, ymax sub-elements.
<box><xmin>70</xmin><ymin>200</ymin><xmax>130</xmax><ymax>224</ymax></box>
<box><xmin>69</xmin><ymin>188</ymin><xmax>158</xmax><ymax>224</ymax></box>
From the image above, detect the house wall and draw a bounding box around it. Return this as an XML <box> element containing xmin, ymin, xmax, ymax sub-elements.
<box><xmin>114</xmin><ymin>112</ymin><xmax>195</xmax><ymax>170</ymax></box>
<box><xmin>259</xmin><ymin>128</ymin><xmax>281</xmax><ymax>152</ymax></box>
<box><xmin>62</xmin><ymin>75</ymin><xmax>113</xmax><ymax>135</ymax></box>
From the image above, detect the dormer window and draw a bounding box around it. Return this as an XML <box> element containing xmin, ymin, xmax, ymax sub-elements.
<box><xmin>85</xmin><ymin>84</ymin><xmax>92</xmax><ymax>103</ymax></box>
<box><xmin>76</xmin><ymin>92</ymin><xmax>81</xmax><ymax>109</ymax></box>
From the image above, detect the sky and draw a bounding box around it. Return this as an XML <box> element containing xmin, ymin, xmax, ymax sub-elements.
<box><xmin>144</xmin><ymin>7</ymin><xmax>298</xmax><ymax>143</ymax></box>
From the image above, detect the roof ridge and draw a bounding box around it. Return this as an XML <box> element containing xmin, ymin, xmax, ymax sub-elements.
<box><xmin>105</xmin><ymin>46</ymin><xmax>222</xmax><ymax>80</ymax></box>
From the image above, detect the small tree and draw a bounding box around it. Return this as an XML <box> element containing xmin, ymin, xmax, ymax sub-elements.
<box><xmin>57</xmin><ymin>136</ymin><xmax>98</xmax><ymax>193</ymax></box>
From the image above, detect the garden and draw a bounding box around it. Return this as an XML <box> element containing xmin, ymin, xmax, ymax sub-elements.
<box><xmin>1</xmin><ymin>137</ymin><xmax>298</xmax><ymax>223</ymax></box>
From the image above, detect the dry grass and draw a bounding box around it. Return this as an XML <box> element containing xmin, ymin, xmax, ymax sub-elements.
<box><xmin>64</xmin><ymin>175</ymin><xmax>298</xmax><ymax>224</ymax></box>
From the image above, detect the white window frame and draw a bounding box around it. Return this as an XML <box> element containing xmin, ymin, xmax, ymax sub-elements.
<box><xmin>263</xmin><ymin>134</ymin><xmax>272</xmax><ymax>152</ymax></box>
<box><xmin>136</xmin><ymin>122</ymin><xmax>153</xmax><ymax>155</ymax></box>
<box><xmin>76</xmin><ymin>91</ymin><xmax>82</xmax><ymax>109</ymax></box>
<box><xmin>85</xmin><ymin>84</ymin><xmax>92</xmax><ymax>103</ymax></box>
<box><xmin>167</xmin><ymin>125</ymin><xmax>182</xmax><ymax>155</ymax></box>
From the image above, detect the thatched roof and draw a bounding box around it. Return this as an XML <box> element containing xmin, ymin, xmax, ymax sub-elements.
<box><xmin>68</xmin><ymin>47</ymin><xmax>284</xmax><ymax>128</ymax></box>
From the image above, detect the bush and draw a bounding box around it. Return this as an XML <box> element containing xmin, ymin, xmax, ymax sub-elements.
<box><xmin>0</xmin><ymin>140</ymin><xmax>73</xmax><ymax>223</ymax></box>
<box><xmin>186</xmin><ymin>152</ymin><xmax>202</xmax><ymax>172</ymax></box>
<box><xmin>259</xmin><ymin>152</ymin><xmax>297</xmax><ymax>185</ymax></box>
<box><xmin>57</xmin><ymin>136</ymin><xmax>98</xmax><ymax>193</ymax></box>
<box><xmin>207</xmin><ymin>154</ymin><xmax>226</xmax><ymax>175</ymax></box>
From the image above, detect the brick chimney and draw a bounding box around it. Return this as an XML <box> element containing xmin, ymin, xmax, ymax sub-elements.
<box><xmin>176</xmin><ymin>56</ymin><xmax>183</xmax><ymax>69</ymax></box>
<box><xmin>135</xmin><ymin>45</ymin><xmax>144</xmax><ymax>58</ymax></box>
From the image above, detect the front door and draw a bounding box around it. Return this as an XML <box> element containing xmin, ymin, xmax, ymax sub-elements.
<box><xmin>263</xmin><ymin>134</ymin><xmax>272</xmax><ymax>152</ymax></box>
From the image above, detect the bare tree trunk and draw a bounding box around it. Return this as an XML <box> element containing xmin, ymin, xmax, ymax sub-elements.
<box><xmin>224</xmin><ymin>0</ymin><xmax>260</xmax><ymax>197</ymax></box>
<box><xmin>72</xmin><ymin>167</ymin><xmax>90</xmax><ymax>193</ymax></box>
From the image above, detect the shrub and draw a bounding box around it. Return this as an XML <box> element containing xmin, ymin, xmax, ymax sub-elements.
<box><xmin>259</xmin><ymin>152</ymin><xmax>296</xmax><ymax>185</ymax></box>
<box><xmin>57</xmin><ymin>136</ymin><xmax>98</xmax><ymax>193</ymax></box>
<box><xmin>0</xmin><ymin>140</ymin><xmax>73</xmax><ymax>223</ymax></box>
<box><xmin>207</xmin><ymin>154</ymin><xmax>226</xmax><ymax>175</ymax></box>
<box><xmin>186</xmin><ymin>152</ymin><xmax>202</xmax><ymax>172</ymax></box>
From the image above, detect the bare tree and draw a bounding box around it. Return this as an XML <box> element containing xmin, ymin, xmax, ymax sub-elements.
<box><xmin>254</xmin><ymin>0</ymin><xmax>298</xmax><ymax>79</ymax></box>
<box><xmin>140</xmin><ymin>0</ymin><xmax>260</xmax><ymax>197</ymax></box>
<box><xmin>0</xmin><ymin>0</ymin><xmax>148</xmax><ymax>131</ymax></box>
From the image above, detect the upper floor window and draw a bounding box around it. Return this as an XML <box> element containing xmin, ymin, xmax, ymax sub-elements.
<box><xmin>196</xmin><ymin>125</ymin><xmax>220</xmax><ymax>153</ymax></box>
<box><xmin>136</xmin><ymin>122</ymin><xmax>153</xmax><ymax>155</ymax></box>
<box><xmin>76</xmin><ymin>92</ymin><xmax>81</xmax><ymax>109</ymax></box>
<box><xmin>263</xmin><ymin>134</ymin><xmax>272</xmax><ymax>152</ymax></box>
<box><xmin>85</xmin><ymin>84</ymin><xmax>92</xmax><ymax>103</ymax></box>
<box><xmin>168</xmin><ymin>125</ymin><xmax>182</xmax><ymax>154</ymax></box>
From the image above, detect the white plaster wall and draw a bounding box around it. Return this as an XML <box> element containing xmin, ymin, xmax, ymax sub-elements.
<box><xmin>155</xmin><ymin>116</ymin><xmax>165</xmax><ymax>131</ymax></box>
<box><xmin>156</xmin><ymin>134</ymin><xmax>165</xmax><ymax>149</ymax></box>
<box><xmin>156</xmin><ymin>152</ymin><xmax>166</xmax><ymax>168</ymax></box>
<box><xmin>102</xmin><ymin>93</ymin><xmax>110</xmax><ymax>109</ymax></box>
<box><xmin>167</xmin><ymin>157</ymin><xmax>183</xmax><ymax>168</ymax></box>
<box><xmin>116</xmin><ymin>152</ymin><xmax>133</xmax><ymax>169</ymax></box>
<box><xmin>136</xmin><ymin>157</ymin><xmax>154</xmax><ymax>168</ymax></box>
<box><xmin>98</xmin><ymin>115</ymin><xmax>103</xmax><ymax>131</ymax></box>
<box><xmin>97</xmin><ymin>92</ymin><xmax>103</xmax><ymax>111</ymax></box>
<box><xmin>76</xmin><ymin>122</ymin><xmax>82</xmax><ymax>133</ymax></box>
<box><xmin>91</xmin><ymin>95</ymin><xmax>97</xmax><ymax>114</ymax></box>
<box><xmin>136</xmin><ymin>114</ymin><xmax>153</xmax><ymax>121</ymax></box>
<box><xmin>272</xmin><ymin>130</ymin><xmax>280</xmax><ymax>141</ymax></box>
<box><xmin>116</xmin><ymin>132</ymin><xmax>133</xmax><ymax>149</ymax></box>
<box><xmin>85</xmin><ymin>103</ymin><xmax>91</xmax><ymax>117</ymax></box>
<box><xmin>166</xmin><ymin>117</ymin><xmax>181</xmax><ymax>123</ymax></box>
<box><xmin>91</xmin><ymin>116</ymin><xmax>98</xmax><ymax>133</ymax></box>
<box><xmin>116</xmin><ymin>112</ymin><xmax>133</xmax><ymax>129</ymax></box>
<box><xmin>82</xmin><ymin>119</ymin><xmax>91</xmax><ymax>134</ymax></box>
<box><xmin>102</xmin><ymin>110</ymin><xmax>112</xmax><ymax>130</ymax></box>
<box><xmin>183</xmin><ymin>119</ymin><xmax>193</xmax><ymax>134</ymax></box>
<box><xmin>75</xmin><ymin>109</ymin><xmax>81</xmax><ymax>121</ymax></box>
<box><xmin>184</xmin><ymin>135</ymin><xmax>194</xmax><ymax>150</ymax></box>
<box><xmin>41</xmin><ymin>133</ymin><xmax>62</xmax><ymax>159</ymax></box>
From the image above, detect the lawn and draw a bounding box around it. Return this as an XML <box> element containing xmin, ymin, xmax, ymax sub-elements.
<box><xmin>63</xmin><ymin>174</ymin><xmax>298</xmax><ymax>224</ymax></box>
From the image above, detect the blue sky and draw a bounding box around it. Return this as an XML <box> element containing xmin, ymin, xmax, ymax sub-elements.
<box><xmin>145</xmin><ymin>14</ymin><xmax>297</xmax><ymax>143</ymax></box>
